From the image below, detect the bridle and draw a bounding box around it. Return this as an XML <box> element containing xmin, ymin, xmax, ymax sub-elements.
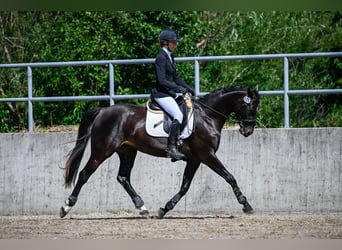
<box><xmin>237</xmin><ymin>118</ymin><xmax>256</xmax><ymax>127</ymax></box>
<box><xmin>197</xmin><ymin>96</ymin><xmax>256</xmax><ymax>127</ymax></box>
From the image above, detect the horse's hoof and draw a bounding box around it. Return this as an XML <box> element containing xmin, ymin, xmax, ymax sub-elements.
<box><xmin>137</xmin><ymin>205</ymin><xmax>150</xmax><ymax>218</ymax></box>
<box><xmin>60</xmin><ymin>202</ymin><xmax>72</xmax><ymax>218</ymax></box>
<box><xmin>242</xmin><ymin>204</ymin><xmax>254</xmax><ymax>214</ymax></box>
<box><xmin>60</xmin><ymin>207</ymin><xmax>67</xmax><ymax>218</ymax></box>
<box><xmin>139</xmin><ymin>209</ymin><xmax>150</xmax><ymax>218</ymax></box>
<box><xmin>157</xmin><ymin>208</ymin><xmax>166</xmax><ymax>219</ymax></box>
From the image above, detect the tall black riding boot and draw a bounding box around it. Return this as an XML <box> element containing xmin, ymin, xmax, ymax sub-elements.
<box><xmin>166</xmin><ymin>120</ymin><xmax>185</xmax><ymax>160</ymax></box>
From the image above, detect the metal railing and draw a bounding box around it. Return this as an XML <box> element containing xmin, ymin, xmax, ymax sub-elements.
<box><xmin>1</xmin><ymin>52</ymin><xmax>342</xmax><ymax>132</ymax></box>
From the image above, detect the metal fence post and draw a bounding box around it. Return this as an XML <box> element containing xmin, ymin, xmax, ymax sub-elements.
<box><xmin>27</xmin><ymin>66</ymin><xmax>34</xmax><ymax>133</ymax></box>
<box><xmin>194</xmin><ymin>60</ymin><xmax>200</xmax><ymax>96</ymax></box>
<box><xmin>283</xmin><ymin>57</ymin><xmax>290</xmax><ymax>128</ymax></box>
<box><xmin>109</xmin><ymin>63</ymin><xmax>115</xmax><ymax>106</ymax></box>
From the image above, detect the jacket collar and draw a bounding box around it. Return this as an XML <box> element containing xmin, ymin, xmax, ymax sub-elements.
<box><xmin>161</xmin><ymin>48</ymin><xmax>173</xmax><ymax>63</ymax></box>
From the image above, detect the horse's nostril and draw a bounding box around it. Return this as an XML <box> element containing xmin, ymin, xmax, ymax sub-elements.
<box><xmin>243</xmin><ymin>130</ymin><xmax>253</xmax><ymax>137</ymax></box>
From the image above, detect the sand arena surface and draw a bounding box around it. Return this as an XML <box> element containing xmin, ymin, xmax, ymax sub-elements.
<box><xmin>1</xmin><ymin>211</ymin><xmax>341</xmax><ymax>239</ymax></box>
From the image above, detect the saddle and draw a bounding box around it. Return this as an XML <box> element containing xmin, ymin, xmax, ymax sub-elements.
<box><xmin>145</xmin><ymin>94</ymin><xmax>194</xmax><ymax>139</ymax></box>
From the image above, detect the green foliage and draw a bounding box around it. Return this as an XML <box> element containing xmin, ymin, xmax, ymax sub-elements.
<box><xmin>0</xmin><ymin>11</ymin><xmax>341</xmax><ymax>131</ymax></box>
<box><xmin>196</xmin><ymin>11</ymin><xmax>342</xmax><ymax>128</ymax></box>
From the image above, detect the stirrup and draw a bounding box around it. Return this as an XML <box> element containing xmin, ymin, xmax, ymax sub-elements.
<box><xmin>166</xmin><ymin>147</ymin><xmax>185</xmax><ymax>160</ymax></box>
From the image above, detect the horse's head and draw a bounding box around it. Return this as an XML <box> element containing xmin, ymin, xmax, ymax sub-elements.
<box><xmin>235</xmin><ymin>85</ymin><xmax>260</xmax><ymax>137</ymax></box>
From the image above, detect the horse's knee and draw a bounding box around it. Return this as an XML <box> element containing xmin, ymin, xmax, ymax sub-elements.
<box><xmin>179</xmin><ymin>180</ymin><xmax>192</xmax><ymax>195</ymax></box>
<box><xmin>117</xmin><ymin>175</ymin><xmax>126</xmax><ymax>185</ymax></box>
<box><xmin>117</xmin><ymin>175</ymin><xmax>132</xmax><ymax>188</ymax></box>
<box><xmin>226</xmin><ymin>175</ymin><xmax>237</xmax><ymax>187</ymax></box>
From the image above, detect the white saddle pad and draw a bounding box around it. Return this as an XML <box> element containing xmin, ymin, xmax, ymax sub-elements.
<box><xmin>145</xmin><ymin>106</ymin><xmax>194</xmax><ymax>139</ymax></box>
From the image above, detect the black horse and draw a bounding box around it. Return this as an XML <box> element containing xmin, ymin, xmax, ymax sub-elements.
<box><xmin>60</xmin><ymin>85</ymin><xmax>260</xmax><ymax>218</ymax></box>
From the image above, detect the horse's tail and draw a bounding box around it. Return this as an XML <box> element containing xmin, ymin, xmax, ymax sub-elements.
<box><xmin>64</xmin><ymin>107</ymin><xmax>102</xmax><ymax>188</ymax></box>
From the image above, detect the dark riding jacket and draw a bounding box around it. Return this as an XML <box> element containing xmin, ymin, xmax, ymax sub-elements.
<box><xmin>151</xmin><ymin>49</ymin><xmax>193</xmax><ymax>99</ymax></box>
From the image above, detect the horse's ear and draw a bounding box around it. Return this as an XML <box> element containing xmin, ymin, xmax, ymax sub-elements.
<box><xmin>247</xmin><ymin>87</ymin><xmax>252</xmax><ymax>97</ymax></box>
<box><xmin>248</xmin><ymin>85</ymin><xmax>259</xmax><ymax>98</ymax></box>
<box><xmin>254</xmin><ymin>84</ymin><xmax>259</xmax><ymax>92</ymax></box>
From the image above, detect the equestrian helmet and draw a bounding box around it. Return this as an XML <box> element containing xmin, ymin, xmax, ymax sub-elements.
<box><xmin>159</xmin><ymin>28</ymin><xmax>181</xmax><ymax>42</ymax></box>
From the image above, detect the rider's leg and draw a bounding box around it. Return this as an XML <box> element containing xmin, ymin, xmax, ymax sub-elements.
<box><xmin>154</xmin><ymin>96</ymin><xmax>185</xmax><ymax>160</ymax></box>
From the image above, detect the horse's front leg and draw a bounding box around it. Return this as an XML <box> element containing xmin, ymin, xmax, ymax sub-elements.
<box><xmin>158</xmin><ymin>161</ymin><xmax>200</xmax><ymax>219</ymax></box>
<box><xmin>204</xmin><ymin>153</ymin><xmax>253</xmax><ymax>214</ymax></box>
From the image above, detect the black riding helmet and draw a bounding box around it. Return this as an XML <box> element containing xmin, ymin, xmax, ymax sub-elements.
<box><xmin>159</xmin><ymin>28</ymin><xmax>181</xmax><ymax>42</ymax></box>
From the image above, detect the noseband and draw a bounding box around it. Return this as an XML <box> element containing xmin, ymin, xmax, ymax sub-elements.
<box><xmin>237</xmin><ymin>118</ymin><xmax>256</xmax><ymax>126</ymax></box>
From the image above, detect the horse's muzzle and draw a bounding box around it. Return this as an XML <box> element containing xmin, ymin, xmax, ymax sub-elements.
<box><xmin>239</xmin><ymin>126</ymin><xmax>254</xmax><ymax>137</ymax></box>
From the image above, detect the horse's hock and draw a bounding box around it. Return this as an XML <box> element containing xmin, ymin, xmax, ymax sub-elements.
<box><xmin>0</xmin><ymin>128</ymin><xmax>341</xmax><ymax>215</ymax></box>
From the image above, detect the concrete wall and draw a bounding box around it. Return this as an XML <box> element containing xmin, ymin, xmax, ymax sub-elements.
<box><xmin>0</xmin><ymin>128</ymin><xmax>341</xmax><ymax>215</ymax></box>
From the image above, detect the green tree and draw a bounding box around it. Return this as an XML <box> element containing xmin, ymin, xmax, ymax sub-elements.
<box><xmin>196</xmin><ymin>11</ymin><xmax>342</xmax><ymax>127</ymax></box>
<box><xmin>0</xmin><ymin>11</ymin><xmax>341</xmax><ymax>131</ymax></box>
<box><xmin>22</xmin><ymin>11</ymin><xmax>206</xmax><ymax>128</ymax></box>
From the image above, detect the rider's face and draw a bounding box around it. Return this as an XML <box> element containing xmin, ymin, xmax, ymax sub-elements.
<box><xmin>168</xmin><ymin>40</ymin><xmax>177</xmax><ymax>52</ymax></box>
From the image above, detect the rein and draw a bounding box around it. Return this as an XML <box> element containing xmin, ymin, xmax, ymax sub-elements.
<box><xmin>196</xmin><ymin>100</ymin><xmax>229</xmax><ymax>120</ymax></box>
<box><xmin>196</xmin><ymin>99</ymin><xmax>256</xmax><ymax>125</ymax></box>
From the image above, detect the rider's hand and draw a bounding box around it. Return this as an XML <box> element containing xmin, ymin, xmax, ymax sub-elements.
<box><xmin>177</xmin><ymin>86</ymin><xmax>188</xmax><ymax>94</ymax></box>
<box><xmin>187</xmin><ymin>88</ymin><xmax>195</xmax><ymax>96</ymax></box>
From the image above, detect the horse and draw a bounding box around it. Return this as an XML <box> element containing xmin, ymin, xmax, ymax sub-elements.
<box><xmin>60</xmin><ymin>85</ymin><xmax>260</xmax><ymax>218</ymax></box>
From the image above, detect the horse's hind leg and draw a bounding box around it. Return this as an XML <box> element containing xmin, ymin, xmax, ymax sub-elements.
<box><xmin>116</xmin><ymin>146</ymin><xmax>148</xmax><ymax>216</ymax></box>
<box><xmin>60</xmin><ymin>155</ymin><xmax>104</xmax><ymax>218</ymax></box>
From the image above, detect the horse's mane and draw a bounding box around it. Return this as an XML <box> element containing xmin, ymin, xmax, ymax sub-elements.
<box><xmin>199</xmin><ymin>85</ymin><xmax>247</xmax><ymax>103</ymax></box>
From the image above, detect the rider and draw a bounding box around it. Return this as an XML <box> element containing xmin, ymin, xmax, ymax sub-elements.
<box><xmin>151</xmin><ymin>28</ymin><xmax>194</xmax><ymax>160</ymax></box>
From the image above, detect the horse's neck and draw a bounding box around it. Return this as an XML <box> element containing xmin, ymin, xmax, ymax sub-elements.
<box><xmin>198</xmin><ymin>90</ymin><xmax>245</xmax><ymax>128</ymax></box>
<box><xmin>211</xmin><ymin>91</ymin><xmax>244</xmax><ymax>114</ymax></box>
